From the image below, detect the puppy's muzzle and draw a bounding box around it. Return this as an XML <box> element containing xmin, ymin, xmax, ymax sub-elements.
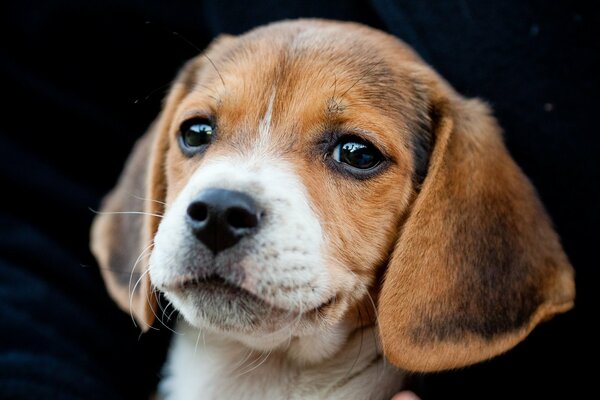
<box><xmin>186</xmin><ymin>188</ymin><xmax>261</xmax><ymax>254</ymax></box>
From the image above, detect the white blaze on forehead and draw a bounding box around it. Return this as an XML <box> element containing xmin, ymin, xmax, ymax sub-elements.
<box><xmin>257</xmin><ymin>87</ymin><xmax>277</xmax><ymax>148</ymax></box>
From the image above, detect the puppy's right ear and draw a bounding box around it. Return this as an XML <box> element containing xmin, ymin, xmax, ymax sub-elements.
<box><xmin>91</xmin><ymin>34</ymin><xmax>238</xmax><ymax>330</ymax></box>
<box><xmin>90</xmin><ymin>79</ymin><xmax>187</xmax><ymax>331</ymax></box>
<box><xmin>89</xmin><ymin>34</ymin><xmax>237</xmax><ymax>329</ymax></box>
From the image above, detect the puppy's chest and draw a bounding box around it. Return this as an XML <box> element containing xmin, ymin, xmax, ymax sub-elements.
<box><xmin>158</xmin><ymin>323</ymin><xmax>404</xmax><ymax>400</ymax></box>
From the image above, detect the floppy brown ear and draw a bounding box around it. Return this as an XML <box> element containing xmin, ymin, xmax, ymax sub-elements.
<box><xmin>90</xmin><ymin>66</ymin><xmax>197</xmax><ymax>330</ymax></box>
<box><xmin>91</xmin><ymin>34</ymin><xmax>237</xmax><ymax>330</ymax></box>
<box><xmin>91</xmin><ymin>126</ymin><xmax>160</xmax><ymax>330</ymax></box>
<box><xmin>378</xmin><ymin>74</ymin><xmax>575</xmax><ymax>372</ymax></box>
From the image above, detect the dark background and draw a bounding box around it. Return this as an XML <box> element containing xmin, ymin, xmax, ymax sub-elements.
<box><xmin>0</xmin><ymin>0</ymin><xmax>597</xmax><ymax>399</ymax></box>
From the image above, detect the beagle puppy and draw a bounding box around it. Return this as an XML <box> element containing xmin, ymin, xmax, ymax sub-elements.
<box><xmin>91</xmin><ymin>19</ymin><xmax>575</xmax><ymax>399</ymax></box>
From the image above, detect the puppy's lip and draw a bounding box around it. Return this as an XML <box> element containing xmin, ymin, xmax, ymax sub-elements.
<box><xmin>163</xmin><ymin>273</ymin><xmax>248</xmax><ymax>296</ymax></box>
<box><xmin>161</xmin><ymin>273</ymin><xmax>336</xmax><ymax>315</ymax></box>
<box><xmin>162</xmin><ymin>273</ymin><xmax>286</xmax><ymax>309</ymax></box>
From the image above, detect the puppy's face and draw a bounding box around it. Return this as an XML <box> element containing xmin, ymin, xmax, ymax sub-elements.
<box><xmin>149</xmin><ymin>22</ymin><xmax>423</xmax><ymax>356</ymax></box>
<box><xmin>92</xmin><ymin>20</ymin><xmax>574</xmax><ymax>372</ymax></box>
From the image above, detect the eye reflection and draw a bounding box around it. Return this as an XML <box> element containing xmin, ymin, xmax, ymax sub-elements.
<box><xmin>332</xmin><ymin>138</ymin><xmax>382</xmax><ymax>170</ymax></box>
<box><xmin>178</xmin><ymin>117</ymin><xmax>215</xmax><ymax>156</ymax></box>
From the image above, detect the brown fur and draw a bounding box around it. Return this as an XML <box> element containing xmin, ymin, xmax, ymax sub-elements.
<box><xmin>91</xmin><ymin>19</ymin><xmax>574</xmax><ymax>372</ymax></box>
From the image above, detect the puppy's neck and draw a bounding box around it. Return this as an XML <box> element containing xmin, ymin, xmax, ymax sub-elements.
<box><xmin>159</xmin><ymin>320</ymin><xmax>405</xmax><ymax>400</ymax></box>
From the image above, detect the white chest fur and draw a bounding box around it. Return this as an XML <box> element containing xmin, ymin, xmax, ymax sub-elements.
<box><xmin>159</xmin><ymin>321</ymin><xmax>405</xmax><ymax>400</ymax></box>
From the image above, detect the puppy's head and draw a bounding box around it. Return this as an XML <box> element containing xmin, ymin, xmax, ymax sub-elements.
<box><xmin>91</xmin><ymin>20</ymin><xmax>574</xmax><ymax>371</ymax></box>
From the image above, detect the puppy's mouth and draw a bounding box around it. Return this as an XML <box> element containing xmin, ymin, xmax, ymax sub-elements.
<box><xmin>164</xmin><ymin>273</ymin><xmax>264</xmax><ymax>303</ymax></box>
<box><xmin>162</xmin><ymin>273</ymin><xmax>335</xmax><ymax>316</ymax></box>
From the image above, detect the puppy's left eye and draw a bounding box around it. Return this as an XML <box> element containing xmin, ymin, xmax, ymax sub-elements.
<box><xmin>332</xmin><ymin>138</ymin><xmax>383</xmax><ymax>170</ymax></box>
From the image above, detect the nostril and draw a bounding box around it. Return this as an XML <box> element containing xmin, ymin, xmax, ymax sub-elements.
<box><xmin>187</xmin><ymin>201</ymin><xmax>209</xmax><ymax>222</ymax></box>
<box><xmin>226</xmin><ymin>207</ymin><xmax>259</xmax><ymax>229</ymax></box>
<box><xmin>186</xmin><ymin>189</ymin><xmax>261</xmax><ymax>253</ymax></box>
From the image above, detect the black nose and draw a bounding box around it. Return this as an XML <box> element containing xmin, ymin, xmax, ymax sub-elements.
<box><xmin>186</xmin><ymin>188</ymin><xmax>261</xmax><ymax>254</ymax></box>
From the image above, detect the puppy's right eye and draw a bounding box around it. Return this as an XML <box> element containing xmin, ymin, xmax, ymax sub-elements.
<box><xmin>179</xmin><ymin>118</ymin><xmax>215</xmax><ymax>155</ymax></box>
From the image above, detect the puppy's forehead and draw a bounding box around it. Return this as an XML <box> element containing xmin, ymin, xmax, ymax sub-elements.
<box><xmin>177</xmin><ymin>21</ymin><xmax>423</xmax><ymax>152</ymax></box>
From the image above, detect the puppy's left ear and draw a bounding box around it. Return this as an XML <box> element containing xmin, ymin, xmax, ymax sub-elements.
<box><xmin>378</xmin><ymin>71</ymin><xmax>575</xmax><ymax>371</ymax></box>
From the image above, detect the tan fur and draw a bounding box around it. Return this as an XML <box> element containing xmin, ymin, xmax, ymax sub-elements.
<box><xmin>378</xmin><ymin>81</ymin><xmax>575</xmax><ymax>371</ymax></box>
<box><xmin>91</xmin><ymin>19</ymin><xmax>575</xmax><ymax>375</ymax></box>
<box><xmin>91</xmin><ymin>129</ymin><xmax>158</xmax><ymax>328</ymax></box>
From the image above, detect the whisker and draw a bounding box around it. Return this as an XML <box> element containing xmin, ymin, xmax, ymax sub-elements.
<box><xmin>129</xmin><ymin>268</ymin><xmax>159</xmax><ymax>331</ymax></box>
<box><xmin>346</xmin><ymin>306</ymin><xmax>365</xmax><ymax>380</ymax></box>
<box><xmin>351</xmin><ymin>290</ymin><xmax>383</xmax><ymax>365</ymax></box>
<box><xmin>127</xmin><ymin>243</ymin><xmax>155</xmax><ymax>328</ymax></box>
<box><xmin>331</xmin><ymin>74</ymin><xmax>338</xmax><ymax>96</ymax></box>
<box><xmin>126</xmin><ymin>245</ymin><xmax>175</xmax><ymax>333</ymax></box>
<box><xmin>235</xmin><ymin>348</ymin><xmax>272</xmax><ymax>378</ymax></box>
<box><xmin>143</xmin><ymin>278</ymin><xmax>181</xmax><ymax>335</ymax></box>
<box><xmin>322</xmin><ymin>247</ymin><xmax>387</xmax><ymax>377</ymax></box>
<box><xmin>144</xmin><ymin>21</ymin><xmax>226</xmax><ymax>89</ymax></box>
<box><xmin>194</xmin><ymin>328</ymin><xmax>202</xmax><ymax>355</ymax></box>
<box><xmin>128</xmin><ymin>243</ymin><xmax>155</xmax><ymax>301</ymax></box>
<box><xmin>232</xmin><ymin>348</ymin><xmax>255</xmax><ymax>372</ymax></box>
<box><xmin>155</xmin><ymin>290</ymin><xmax>168</xmax><ymax>315</ymax></box>
<box><xmin>339</xmin><ymin>60</ymin><xmax>384</xmax><ymax>98</ymax></box>
<box><xmin>231</xmin><ymin>299</ymin><xmax>304</xmax><ymax>375</ymax></box>
<box><xmin>129</xmin><ymin>194</ymin><xmax>167</xmax><ymax>206</ymax></box>
<box><xmin>234</xmin><ymin>350</ymin><xmax>265</xmax><ymax>377</ymax></box>
<box><xmin>153</xmin><ymin>290</ymin><xmax>178</xmax><ymax>332</ymax></box>
<box><xmin>145</xmin><ymin>252</ymin><xmax>183</xmax><ymax>335</ymax></box>
<box><xmin>350</xmin><ymin>275</ymin><xmax>388</xmax><ymax>377</ymax></box>
<box><xmin>133</xmin><ymin>82</ymin><xmax>171</xmax><ymax>104</ymax></box>
<box><xmin>155</xmin><ymin>292</ymin><xmax>179</xmax><ymax>332</ymax></box>
<box><xmin>169</xmin><ymin>30</ymin><xmax>202</xmax><ymax>52</ymax></box>
<box><xmin>248</xmin><ymin>348</ymin><xmax>273</xmax><ymax>375</ymax></box>
<box><xmin>191</xmin><ymin>83</ymin><xmax>222</xmax><ymax>103</ymax></box>
<box><xmin>166</xmin><ymin>304</ymin><xmax>179</xmax><ymax>322</ymax></box>
<box><xmin>81</xmin><ymin>264</ymin><xmax>139</xmax><ymax>275</ymax></box>
<box><xmin>202</xmin><ymin>53</ymin><xmax>226</xmax><ymax>89</ymax></box>
<box><xmin>161</xmin><ymin>300</ymin><xmax>175</xmax><ymax>321</ymax></box>
<box><xmin>89</xmin><ymin>209</ymin><xmax>164</xmax><ymax>219</ymax></box>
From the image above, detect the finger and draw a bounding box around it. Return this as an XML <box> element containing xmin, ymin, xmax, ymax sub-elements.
<box><xmin>391</xmin><ymin>391</ymin><xmax>421</xmax><ymax>400</ymax></box>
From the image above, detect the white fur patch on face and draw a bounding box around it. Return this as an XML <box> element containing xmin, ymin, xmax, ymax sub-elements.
<box><xmin>257</xmin><ymin>88</ymin><xmax>276</xmax><ymax>144</ymax></box>
<box><xmin>149</xmin><ymin>151</ymin><xmax>346</xmax><ymax>353</ymax></box>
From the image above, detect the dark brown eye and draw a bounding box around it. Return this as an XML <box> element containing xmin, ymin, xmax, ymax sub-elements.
<box><xmin>179</xmin><ymin>118</ymin><xmax>214</xmax><ymax>155</ymax></box>
<box><xmin>332</xmin><ymin>137</ymin><xmax>383</xmax><ymax>170</ymax></box>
